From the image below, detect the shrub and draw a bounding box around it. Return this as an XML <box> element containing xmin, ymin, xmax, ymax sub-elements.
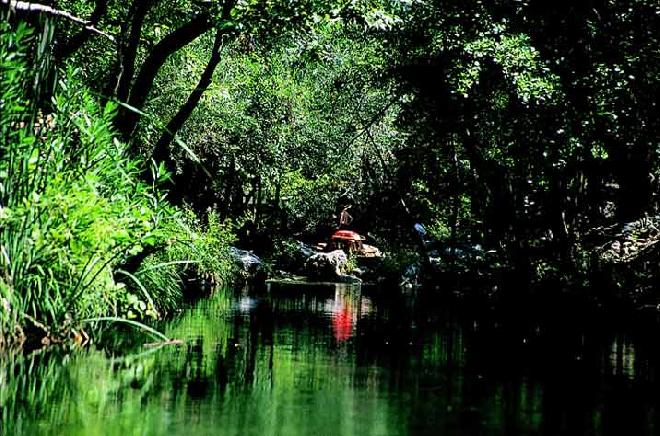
<box><xmin>132</xmin><ymin>209</ymin><xmax>236</xmax><ymax>316</ymax></box>
<box><xmin>0</xmin><ymin>24</ymin><xmax>233</xmax><ymax>344</ymax></box>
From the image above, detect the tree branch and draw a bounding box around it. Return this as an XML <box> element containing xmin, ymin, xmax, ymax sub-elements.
<box><xmin>116</xmin><ymin>13</ymin><xmax>214</xmax><ymax>139</ymax></box>
<box><xmin>153</xmin><ymin>29</ymin><xmax>224</xmax><ymax>167</ymax></box>
<box><xmin>1</xmin><ymin>0</ymin><xmax>115</xmax><ymax>42</ymax></box>
<box><xmin>54</xmin><ymin>0</ymin><xmax>109</xmax><ymax>60</ymax></box>
<box><xmin>152</xmin><ymin>0</ymin><xmax>235</xmax><ymax>161</ymax></box>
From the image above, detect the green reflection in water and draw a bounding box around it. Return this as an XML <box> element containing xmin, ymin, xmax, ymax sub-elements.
<box><xmin>2</xmin><ymin>289</ymin><xmax>403</xmax><ymax>436</ymax></box>
<box><xmin>1</xmin><ymin>286</ymin><xmax>659</xmax><ymax>435</ymax></box>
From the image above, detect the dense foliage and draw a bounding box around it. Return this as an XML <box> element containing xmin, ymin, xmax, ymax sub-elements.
<box><xmin>387</xmin><ymin>0</ymin><xmax>660</xmax><ymax>291</ymax></box>
<box><xmin>0</xmin><ymin>20</ymin><xmax>234</xmax><ymax>346</ymax></box>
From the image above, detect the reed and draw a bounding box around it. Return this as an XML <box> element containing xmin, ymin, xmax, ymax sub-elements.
<box><xmin>0</xmin><ymin>22</ymin><xmax>234</xmax><ymax>346</ymax></box>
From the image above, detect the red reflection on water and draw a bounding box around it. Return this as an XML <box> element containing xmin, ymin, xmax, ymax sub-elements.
<box><xmin>329</xmin><ymin>290</ymin><xmax>371</xmax><ymax>342</ymax></box>
<box><xmin>333</xmin><ymin>304</ymin><xmax>353</xmax><ymax>342</ymax></box>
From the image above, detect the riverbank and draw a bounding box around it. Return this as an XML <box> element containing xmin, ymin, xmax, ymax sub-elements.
<box><xmin>0</xmin><ymin>32</ymin><xmax>235</xmax><ymax>350</ymax></box>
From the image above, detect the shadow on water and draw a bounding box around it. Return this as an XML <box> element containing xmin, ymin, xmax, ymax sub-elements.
<box><xmin>2</xmin><ymin>284</ymin><xmax>660</xmax><ymax>435</ymax></box>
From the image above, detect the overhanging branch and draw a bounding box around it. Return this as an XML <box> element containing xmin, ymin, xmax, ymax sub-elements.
<box><xmin>1</xmin><ymin>0</ymin><xmax>115</xmax><ymax>42</ymax></box>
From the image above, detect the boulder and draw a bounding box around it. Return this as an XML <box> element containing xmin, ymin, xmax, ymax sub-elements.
<box><xmin>305</xmin><ymin>250</ymin><xmax>351</xmax><ymax>280</ymax></box>
<box><xmin>229</xmin><ymin>247</ymin><xmax>263</xmax><ymax>279</ymax></box>
<box><xmin>273</xmin><ymin>239</ymin><xmax>317</xmax><ymax>274</ymax></box>
<box><xmin>296</xmin><ymin>240</ymin><xmax>317</xmax><ymax>259</ymax></box>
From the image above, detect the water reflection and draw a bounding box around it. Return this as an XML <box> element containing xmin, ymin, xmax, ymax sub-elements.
<box><xmin>325</xmin><ymin>288</ymin><xmax>372</xmax><ymax>342</ymax></box>
<box><xmin>609</xmin><ymin>335</ymin><xmax>637</xmax><ymax>379</ymax></box>
<box><xmin>2</xmin><ymin>286</ymin><xmax>660</xmax><ymax>435</ymax></box>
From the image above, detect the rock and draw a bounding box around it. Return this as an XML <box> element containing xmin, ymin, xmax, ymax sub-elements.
<box><xmin>229</xmin><ymin>247</ymin><xmax>263</xmax><ymax>278</ymax></box>
<box><xmin>305</xmin><ymin>250</ymin><xmax>348</xmax><ymax>279</ymax></box>
<box><xmin>274</xmin><ymin>239</ymin><xmax>316</xmax><ymax>273</ymax></box>
<box><xmin>352</xmin><ymin>267</ymin><xmax>365</xmax><ymax>277</ymax></box>
<box><xmin>296</xmin><ymin>240</ymin><xmax>316</xmax><ymax>259</ymax></box>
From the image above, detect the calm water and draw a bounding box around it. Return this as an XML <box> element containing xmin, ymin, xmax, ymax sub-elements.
<box><xmin>2</xmin><ymin>283</ymin><xmax>660</xmax><ymax>435</ymax></box>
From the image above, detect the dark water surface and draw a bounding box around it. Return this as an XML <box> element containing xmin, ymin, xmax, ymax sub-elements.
<box><xmin>2</xmin><ymin>284</ymin><xmax>660</xmax><ymax>435</ymax></box>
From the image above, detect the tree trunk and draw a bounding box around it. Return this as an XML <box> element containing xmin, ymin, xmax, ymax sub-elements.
<box><xmin>461</xmin><ymin>128</ymin><xmax>513</xmax><ymax>246</ymax></box>
<box><xmin>151</xmin><ymin>28</ymin><xmax>224</xmax><ymax>204</ymax></box>
<box><xmin>614</xmin><ymin>144</ymin><xmax>652</xmax><ymax>222</ymax></box>
<box><xmin>448</xmin><ymin>136</ymin><xmax>460</xmax><ymax>264</ymax></box>
<box><xmin>255</xmin><ymin>176</ymin><xmax>262</xmax><ymax>228</ymax></box>
<box><xmin>152</xmin><ymin>29</ymin><xmax>223</xmax><ymax>166</ymax></box>
<box><xmin>114</xmin><ymin>0</ymin><xmax>156</xmax><ymax>103</ymax></box>
<box><xmin>115</xmin><ymin>13</ymin><xmax>214</xmax><ymax>139</ymax></box>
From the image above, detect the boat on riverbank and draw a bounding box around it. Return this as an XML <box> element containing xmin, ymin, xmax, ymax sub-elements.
<box><xmin>315</xmin><ymin>230</ymin><xmax>382</xmax><ymax>258</ymax></box>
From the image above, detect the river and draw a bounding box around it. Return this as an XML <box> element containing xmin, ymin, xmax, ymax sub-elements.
<box><xmin>1</xmin><ymin>283</ymin><xmax>659</xmax><ymax>435</ymax></box>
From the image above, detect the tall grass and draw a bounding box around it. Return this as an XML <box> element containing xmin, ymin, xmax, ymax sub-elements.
<box><xmin>132</xmin><ymin>209</ymin><xmax>235</xmax><ymax>315</ymax></box>
<box><xmin>0</xmin><ymin>22</ymin><xmax>235</xmax><ymax>347</ymax></box>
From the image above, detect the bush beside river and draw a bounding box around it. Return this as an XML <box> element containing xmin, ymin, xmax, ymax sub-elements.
<box><xmin>0</xmin><ymin>24</ymin><xmax>234</xmax><ymax>349</ymax></box>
